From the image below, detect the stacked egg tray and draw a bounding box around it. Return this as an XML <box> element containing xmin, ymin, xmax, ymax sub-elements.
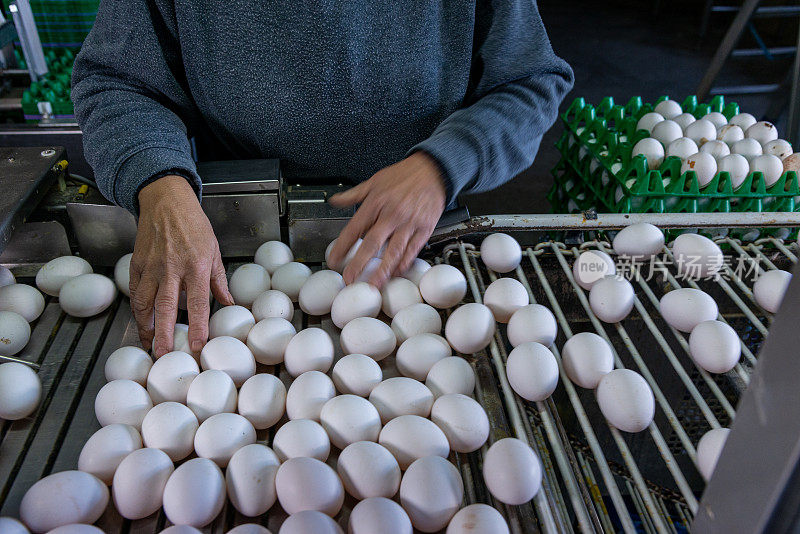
<box><xmin>0</xmin><ymin>230</ymin><xmax>794</xmax><ymax>533</ymax></box>
<box><xmin>18</xmin><ymin>48</ymin><xmax>78</xmax><ymax>123</ymax></box>
<box><xmin>548</xmin><ymin>95</ymin><xmax>800</xmax><ymax>238</ymax></box>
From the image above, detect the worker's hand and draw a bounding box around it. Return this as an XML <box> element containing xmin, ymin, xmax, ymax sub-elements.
<box><xmin>328</xmin><ymin>152</ymin><xmax>446</xmax><ymax>287</ymax></box>
<box><xmin>131</xmin><ymin>175</ymin><xmax>233</xmax><ymax>358</ymax></box>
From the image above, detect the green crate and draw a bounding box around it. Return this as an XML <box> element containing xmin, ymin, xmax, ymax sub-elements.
<box><xmin>19</xmin><ymin>47</ymin><xmax>77</xmax><ymax>122</ymax></box>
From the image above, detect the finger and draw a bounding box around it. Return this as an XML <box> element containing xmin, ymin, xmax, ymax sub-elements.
<box><xmin>328</xmin><ymin>203</ymin><xmax>378</xmax><ymax>270</ymax></box>
<box><xmin>128</xmin><ymin>255</ymin><xmax>143</xmax><ymax>300</ymax></box>
<box><xmin>369</xmin><ymin>224</ymin><xmax>415</xmax><ymax>288</ymax></box>
<box><xmin>397</xmin><ymin>229</ymin><xmax>432</xmax><ymax>276</ymax></box>
<box><xmin>210</xmin><ymin>248</ymin><xmax>234</xmax><ymax>306</ymax></box>
<box><xmin>131</xmin><ymin>274</ymin><xmax>158</xmax><ymax>351</ymax></box>
<box><xmin>152</xmin><ymin>273</ymin><xmax>181</xmax><ymax>358</ymax></box>
<box><xmin>329</xmin><ymin>181</ymin><xmax>370</xmax><ymax>208</ymax></box>
<box><xmin>343</xmin><ymin>216</ymin><xmax>395</xmax><ymax>285</ymax></box>
<box><xmin>185</xmin><ymin>269</ymin><xmax>211</xmax><ymax>355</ymax></box>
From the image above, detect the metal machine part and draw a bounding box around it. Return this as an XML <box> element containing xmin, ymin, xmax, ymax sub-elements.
<box><xmin>7</xmin><ymin>0</ymin><xmax>46</xmax><ymax>81</ymax></box>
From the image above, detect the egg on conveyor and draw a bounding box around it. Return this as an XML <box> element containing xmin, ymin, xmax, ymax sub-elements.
<box><xmin>369</xmin><ymin>376</ymin><xmax>434</xmax><ymax>423</ymax></box>
<box><xmin>483</xmin><ymin>277</ymin><xmax>529</xmax><ymax>322</ymax></box>
<box><xmin>104</xmin><ymin>346</ymin><xmax>152</xmax><ymax>385</ymax></box>
<box><xmin>246</xmin><ymin>317</ymin><xmax>296</xmax><ymax>365</ymax></box>
<box><xmin>718</xmin><ymin>153</ymin><xmax>751</xmax><ymax>189</ymax></box>
<box><xmin>400</xmin><ymin>258</ymin><xmax>431</xmax><ymax>286</ymax></box>
<box><xmin>507</xmin><ymin>304</ymin><xmax>558</xmax><ymax>347</ymax></box>
<box><xmin>194</xmin><ymin>412</ymin><xmax>256</xmax><ymax>467</ymax></box>
<box><xmin>480</xmin><ymin>233</ymin><xmax>522</xmax><ymax>273</ymax></box>
<box><xmin>430</xmin><ymin>393</ymin><xmax>489</xmax><ymax>453</ymax></box>
<box><xmin>95</xmin><ymin>379</ymin><xmax>153</xmax><ymax>430</ymax></box>
<box><xmin>0</xmin><ymin>283</ymin><xmax>45</xmax><ymax>322</ymax></box>
<box><xmin>276</xmin><ymin>456</ymin><xmax>345</xmax><ymax>516</ymax></box>
<box><xmin>589</xmin><ymin>275</ymin><xmax>635</xmax><ymax>323</ymax></box>
<box><xmin>340</xmin><ymin>316</ymin><xmax>397</xmax><ymax>361</ymax></box>
<box><xmin>254</xmin><ymin>240</ymin><xmax>294</xmax><ymax>274</ymax></box>
<box><xmin>0</xmin><ymin>311</ymin><xmax>30</xmax><ymax>357</ymax></box>
<box><xmin>696</xmin><ymin>427</ymin><xmax>731</xmax><ymax>481</ymax></box>
<box><xmin>19</xmin><ymin>470</ymin><xmax>108</xmax><ymax>533</ymax></box>
<box><xmin>325</xmin><ymin>237</ymin><xmax>363</xmax><ymax>273</ymax></box>
<box><xmin>331</xmin><ymin>353</ymin><xmax>382</xmax><ymax>397</ymax></box>
<box><xmin>631</xmin><ymin>138</ymin><xmax>664</xmax><ymax>170</ymax></box>
<box><xmin>0</xmin><ymin>265</ymin><xmax>14</xmax><ymax>287</ymax></box>
<box><xmin>298</xmin><ymin>269</ymin><xmax>345</xmax><ymax>316</ymax></box>
<box><xmin>226</xmin><ymin>443</ymin><xmax>280</xmax><ymax>518</ymax></box>
<box><xmin>673</xmin><ymin>112</ymin><xmax>696</xmax><ymax>131</ymax></box>
<box><xmin>732</xmin><ymin>138</ymin><xmax>763</xmax><ymax>161</ymax></box>
<box><xmin>226</xmin><ymin>524</ymin><xmax>271</xmax><ymax>534</ymax></box>
<box><xmin>141</xmin><ymin>402</ymin><xmax>199</xmax><ymax>461</ymax></box>
<box><xmin>163</xmin><ymin>457</ymin><xmax>226</xmax><ymax>528</ymax></box>
<box><xmin>659</xmin><ymin>287</ymin><xmax>719</xmax><ymax>332</ymax></box>
<box><xmin>185</xmin><ymin>369</ymin><xmax>237</xmax><ymax>423</ymax></box>
<box><xmin>400</xmin><ymin>456</ymin><xmax>463</xmax><ymax>532</ymax></box>
<box><xmin>426</xmin><ymin>356</ymin><xmax>475</xmax><ymax>397</ymax></box>
<box><xmin>113</xmin><ymin>253</ymin><xmax>132</xmax><ymax>297</ymax></box>
<box><xmin>330</xmin><ymin>281</ymin><xmax>381</xmax><ymax>328</ymax></box>
<box><xmin>506</xmin><ymin>342</ymin><xmax>559</xmax><ymax>402</ymax></box>
<box><xmin>699</xmin><ymin>140</ymin><xmax>731</xmax><ymax>160</ymax></box>
<box><xmin>284</xmin><ymin>327</ymin><xmax>334</xmax><ymax>376</ymax></box>
<box><xmin>349</xmin><ymin>497</ymin><xmax>412</xmax><ymax>534</ymax></box>
<box><xmin>59</xmin><ymin>273</ymin><xmax>117</xmax><ymax>318</ymax></box>
<box><xmin>273</xmin><ymin>418</ymin><xmax>331</xmax><ymax>462</ymax></box>
<box><xmin>35</xmin><ymin>255</ymin><xmax>93</xmax><ymax>296</ymax></box>
<box><xmin>238</xmin><ymin>373</ymin><xmax>285</xmax><ymax>431</ymax></box>
<box><xmin>572</xmin><ymin>250</ymin><xmax>615</xmax><ymax>290</ymax></box>
<box><xmin>717</xmin><ymin>124</ymin><xmax>745</xmax><ymax>145</ymax></box>
<box><xmin>200</xmin><ymin>335</ymin><xmax>256</xmax><ymax>387</ymax></box>
<box><xmin>447</xmin><ymin>503</ymin><xmax>510</xmax><ymax>534</ymax></box>
<box><xmin>746</xmin><ymin>120</ymin><xmax>779</xmax><ymax>145</ymax></box>
<box><xmin>651</xmin><ymin>120</ymin><xmax>682</xmax><ymax>147</ymax></box>
<box><xmin>391</xmin><ymin>302</ymin><xmax>442</xmax><ymax>343</ymax></box>
<box><xmin>684</xmin><ymin>119</ymin><xmax>717</xmax><ymax>147</ymax></box>
<box><xmin>681</xmin><ymin>152</ymin><xmax>718</xmax><ymax>187</ymax></box>
<box><xmin>561</xmin><ymin>332</ymin><xmax>614</xmax><ymax>389</ymax></box>
<box><xmin>379</xmin><ymin>414</ymin><xmax>450</xmax><ymax>470</ymax></box>
<box><xmin>270</xmin><ymin>262</ymin><xmax>312</xmax><ymax>302</ymax></box>
<box><xmin>750</xmin><ymin>154</ymin><xmax>784</xmax><ymax>186</ymax></box>
<box><xmin>281</xmin><ymin>510</ymin><xmax>343</xmax><ymax>534</ymax></box>
<box><xmin>482</xmin><ymin>438</ymin><xmax>542</xmax><ymax>505</ymax></box>
<box><xmin>672</xmin><ymin>233</ymin><xmax>724</xmax><ymax>280</ymax></box>
<box><xmin>445</xmin><ymin>303</ymin><xmax>495</xmax><ymax>354</ymax></box>
<box><xmin>337</xmin><ymin>441</ymin><xmax>401</xmax><ymax>500</ymax></box>
<box><xmin>689</xmin><ymin>320</ymin><xmax>741</xmax><ymax>374</ymax></box>
<box><xmin>228</xmin><ymin>263</ymin><xmax>270</xmax><ymax>308</ymax></box>
<box><xmin>612</xmin><ymin>223</ymin><xmax>664</xmax><ymax>260</ymax></box>
<box><xmin>319</xmin><ymin>394</ymin><xmax>382</xmax><ymax>449</ymax></box>
<box><xmin>753</xmin><ymin>269</ymin><xmax>791</xmax><ymax>313</ymax></box>
<box><xmin>112</xmin><ymin>447</ymin><xmax>174</xmax><ymax>520</ymax></box>
<box><xmin>654</xmin><ymin>99</ymin><xmax>682</xmax><ymax>119</ymax></box>
<box><xmin>160</xmin><ymin>526</ymin><xmax>204</xmax><ymax>534</ymax></box>
<box><xmin>666</xmin><ymin>137</ymin><xmax>698</xmax><ymax>160</ymax></box>
<box><xmin>380</xmin><ymin>277</ymin><xmax>422</xmax><ymax>318</ymax></box>
<box><xmin>0</xmin><ymin>517</ymin><xmax>29</xmax><ymax>534</ymax></box>
<box><xmin>78</xmin><ymin>423</ymin><xmax>142</xmax><ymax>485</ymax></box>
<box><xmin>208</xmin><ymin>305</ymin><xmax>255</xmax><ymax>342</ymax></box>
<box><xmin>596</xmin><ymin>369</ymin><xmax>654</xmax><ymax>432</ymax></box>
<box><xmin>396</xmin><ymin>333</ymin><xmax>451</xmax><ymax>381</ymax></box>
<box><xmin>172</xmin><ymin>323</ymin><xmax>191</xmax><ymax>354</ymax></box>
<box><xmin>285</xmin><ymin>370</ymin><xmax>336</xmax><ymax>421</ymax></box>
<box><xmin>729</xmin><ymin>112</ymin><xmax>757</xmax><ymax>131</ymax></box>
<box><xmin>146</xmin><ymin>350</ymin><xmax>200</xmax><ymax>404</ymax></box>
<box><xmin>418</xmin><ymin>264</ymin><xmax>467</xmax><ymax>308</ymax></box>
<box><xmin>251</xmin><ymin>289</ymin><xmax>293</xmax><ymax>322</ymax></box>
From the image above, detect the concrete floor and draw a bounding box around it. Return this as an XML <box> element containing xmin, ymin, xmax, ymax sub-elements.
<box><xmin>465</xmin><ymin>0</ymin><xmax>796</xmax><ymax>215</ymax></box>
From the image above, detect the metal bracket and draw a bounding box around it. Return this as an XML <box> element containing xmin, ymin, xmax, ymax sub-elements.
<box><xmin>8</xmin><ymin>0</ymin><xmax>47</xmax><ymax>81</ymax></box>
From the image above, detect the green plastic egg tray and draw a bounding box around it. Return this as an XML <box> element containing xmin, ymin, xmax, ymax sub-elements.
<box><xmin>19</xmin><ymin>48</ymin><xmax>78</xmax><ymax>122</ymax></box>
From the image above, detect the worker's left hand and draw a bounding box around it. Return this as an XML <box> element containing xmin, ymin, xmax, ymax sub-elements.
<box><xmin>328</xmin><ymin>151</ymin><xmax>446</xmax><ymax>287</ymax></box>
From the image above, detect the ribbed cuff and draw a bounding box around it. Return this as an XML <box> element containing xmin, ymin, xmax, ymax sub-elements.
<box><xmin>409</xmin><ymin>130</ymin><xmax>480</xmax><ymax>206</ymax></box>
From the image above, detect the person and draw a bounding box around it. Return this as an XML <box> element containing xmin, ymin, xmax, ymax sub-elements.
<box><xmin>72</xmin><ymin>0</ymin><xmax>573</xmax><ymax>357</ymax></box>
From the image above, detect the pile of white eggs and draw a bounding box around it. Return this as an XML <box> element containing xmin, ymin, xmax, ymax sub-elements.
<box><xmin>632</xmin><ymin>99</ymin><xmax>797</xmax><ymax>190</ymax></box>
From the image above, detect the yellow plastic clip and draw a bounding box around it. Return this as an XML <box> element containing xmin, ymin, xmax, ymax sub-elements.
<box><xmin>78</xmin><ymin>185</ymin><xmax>88</xmax><ymax>194</ymax></box>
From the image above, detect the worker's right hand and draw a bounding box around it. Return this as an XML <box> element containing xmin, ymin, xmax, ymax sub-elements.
<box><xmin>131</xmin><ymin>175</ymin><xmax>233</xmax><ymax>358</ymax></box>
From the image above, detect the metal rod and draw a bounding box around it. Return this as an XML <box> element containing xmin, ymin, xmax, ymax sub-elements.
<box><xmin>0</xmin><ymin>355</ymin><xmax>40</xmax><ymax>369</ymax></box>
<box><xmin>576</xmin><ymin>451</ymin><xmax>616</xmax><ymax>533</ymax></box>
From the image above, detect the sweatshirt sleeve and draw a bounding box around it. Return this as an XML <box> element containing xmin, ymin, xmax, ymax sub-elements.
<box><xmin>71</xmin><ymin>0</ymin><xmax>202</xmax><ymax>214</ymax></box>
<box><xmin>410</xmin><ymin>0</ymin><xmax>574</xmax><ymax>204</ymax></box>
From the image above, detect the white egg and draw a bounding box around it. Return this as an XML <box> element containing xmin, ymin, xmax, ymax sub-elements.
<box><xmin>238</xmin><ymin>373</ymin><xmax>286</xmax><ymax>429</ymax></box>
<box><xmin>636</xmin><ymin>111</ymin><xmax>665</xmax><ymax>133</ymax></box>
<box><xmin>194</xmin><ymin>413</ymin><xmax>256</xmax><ymax>467</ymax></box>
<box><xmin>483</xmin><ymin>277</ymin><xmax>529</xmax><ymax>323</ymax></box>
<box><xmin>786</xmin><ymin>152</ymin><xmax>800</xmax><ymax>173</ymax></box>
<box><xmin>0</xmin><ymin>517</ymin><xmax>29</xmax><ymax>534</ymax></box>
<box><xmin>718</xmin><ymin>153</ymin><xmax>751</xmax><ymax>189</ymax></box>
<box><xmin>419</xmin><ymin>264</ymin><xmax>467</xmax><ymax>308</ymax></box>
<box><xmin>273</xmin><ymin>418</ymin><xmax>331</xmax><ymax>461</ymax></box>
<box><xmin>396</xmin><ymin>333</ymin><xmax>451</xmax><ymax>381</ymax></box>
<box><xmin>200</xmin><ymin>336</ymin><xmax>255</xmax><ymax>387</ymax></box>
<box><xmin>254</xmin><ymin>240</ymin><xmax>294</xmax><ymax>274</ymax></box>
<box><xmin>141</xmin><ymin>402</ymin><xmax>199</xmax><ymax>461</ymax></box>
<box><xmin>426</xmin><ymin>356</ymin><xmax>475</xmax><ymax>397</ymax></box>
<box><xmin>0</xmin><ymin>265</ymin><xmax>15</xmax><ymax>287</ymax></box>
<box><xmin>681</xmin><ymin>152</ymin><xmax>718</xmax><ymax>187</ymax></box>
<box><xmin>78</xmin><ymin>424</ymin><xmax>142</xmax><ymax>485</ymax></box>
<box><xmin>507</xmin><ymin>304</ymin><xmax>558</xmax><ymax>347</ymax></box>
<box><xmin>95</xmin><ymin>379</ymin><xmax>152</xmax><ymax>430</ymax></box>
<box><xmin>400</xmin><ymin>258</ymin><xmax>431</xmax><ymax>286</ymax></box>
<box><xmin>400</xmin><ymin>456</ymin><xmax>463</xmax><ymax>532</ymax></box>
<box><xmin>208</xmin><ymin>305</ymin><xmax>255</xmax><ymax>341</ymax></box>
<box><xmin>355</xmin><ymin>257</ymin><xmax>384</xmax><ymax>284</ymax></box>
<box><xmin>147</xmin><ymin>350</ymin><xmax>199</xmax><ymax>404</ymax></box>
<box><xmin>612</xmin><ymin>223</ymin><xmax>664</xmax><ymax>260</ymax></box>
<box><xmin>572</xmin><ymin>250</ymin><xmax>616</xmax><ymax>290</ymax></box>
<box><xmin>746</xmin><ymin>120</ymin><xmax>779</xmax><ymax>145</ymax></box>
<box><xmin>280</xmin><ymin>510</ymin><xmax>343</xmax><ymax>534</ymax></box>
<box><xmin>753</xmin><ymin>269</ymin><xmax>792</xmax><ymax>313</ymax></box>
<box><xmin>251</xmin><ymin>290</ymin><xmax>294</xmax><ymax>321</ymax></box>
<box><xmin>104</xmin><ymin>346</ymin><xmax>151</xmax><ymax>385</ymax></box>
<box><xmin>349</xmin><ymin>497</ymin><xmax>411</xmax><ymax>534</ymax></box>
<box><xmin>673</xmin><ymin>112</ymin><xmax>696</xmax><ymax>131</ymax></box>
<box><xmin>729</xmin><ymin>112</ymin><xmax>757</xmax><ymax>131</ymax></box>
<box><xmin>380</xmin><ymin>414</ymin><xmax>449</xmax><ymax>470</ymax></box>
<box><xmin>732</xmin><ymin>138</ymin><xmax>763</xmax><ymax>161</ymax></box>
<box><xmin>337</xmin><ymin>442</ymin><xmax>401</xmax><ymax>500</ymax></box>
<box><xmin>19</xmin><ymin>471</ymin><xmax>108</xmax><ymax>533</ymax></box>
<box><xmin>246</xmin><ymin>317</ymin><xmax>296</xmax><ymax>365</ymax></box>
<box><xmin>430</xmin><ymin>393</ymin><xmax>489</xmax><ymax>453</ymax></box>
<box><xmin>659</xmin><ymin>287</ymin><xmax>719</xmax><ymax>332</ymax></box>
<box><xmin>699</xmin><ymin>139</ymin><xmax>731</xmax><ymax>160</ymax></box>
<box><xmin>0</xmin><ymin>311</ymin><xmax>30</xmax><ymax>356</ymax></box>
<box><xmin>59</xmin><ymin>273</ymin><xmax>117</xmax><ymax>318</ymax></box>
<box><xmin>703</xmin><ymin>112</ymin><xmax>728</xmax><ymax>129</ymax></box>
<box><xmin>331</xmin><ymin>353</ymin><xmax>382</xmax><ymax>397</ymax></box>
<box><xmin>562</xmin><ymin>332</ymin><xmax>614</xmax><ymax>389</ymax></box>
<box><xmin>162</xmin><ymin>458</ymin><xmax>226</xmax><ymax>528</ymax></box>
<box><xmin>35</xmin><ymin>256</ymin><xmax>92</xmax><ymax>296</ymax></box>
<box><xmin>717</xmin><ymin>124</ymin><xmax>745</xmax><ymax>144</ymax></box>
<box><xmin>750</xmin><ymin>154</ymin><xmax>784</xmax><ymax>186</ymax></box>
<box><xmin>391</xmin><ymin>303</ymin><xmax>442</xmax><ymax>343</ymax></box>
<box><xmin>112</xmin><ymin>447</ymin><xmax>174</xmax><ymax>519</ymax></box>
<box><xmin>340</xmin><ymin>317</ymin><xmax>397</xmax><ymax>361</ymax></box>
<box><xmin>330</xmin><ymin>282</ymin><xmax>381</xmax><ymax>328</ymax></box>
<box><xmin>654</xmin><ymin>99</ymin><xmax>682</xmax><ymax>119</ymax></box>
<box><xmin>298</xmin><ymin>270</ymin><xmax>345</xmax><ymax>315</ymax></box>
<box><xmin>380</xmin><ymin>277</ymin><xmax>422</xmax><ymax>318</ymax></box>
<box><xmin>369</xmin><ymin>377</ymin><xmax>434</xmax><ymax>423</ymax></box>
<box><xmin>160</xmin><ymin>526</ymin><xmax>203</xmax><ymax>534</ymax></box>
<box><xmin>185</xmin><ymin>369</ymin><xmax>237</xmax><ymax>422</ymax></box>
<box><xmin>320</xmin><ymin>394</ymin><xmax>381</xmax><ymax>449</ymax></box>
<box><xmin>506</xmin><ymin>342</ymin><xmax>559</xmax><ymax>401</ymax></box>
<box><xmin>0</xmin><ymin>283</ymin><xmax>45</xmax><ymax>322</ymax></box>
<box><xmin>672</xmin><ymin>233</ymin><xmax>724</xmax><ymax>280</ymax></box>
<box><xmin>226</xmin><ymin>443</ymin><xmax>280</xmax><ymax>517</ymax></box>
<box><xmin>325</xmin><ymin>237</ymin><xmax>363</xmax><ymax>272</ymax></box>
<box><xmin>227</xmin><ymin>525</ymin><xmax>271</xmax><ymax>534</ymax></box>
<box><xmin>286</xmin><ymin>370</ymin><xmax>336</xmax><ymax>421</ymax></box>
<box><xmin>696</xmin><ymin>427</ymin><xmax>731</xmax><ymax>481</ymax></box>
<box><xmin>276</xmin><ymin>456</ymin><xmax>344</xmax><ymax>516</ymax></box>
<box><xmin>229</xmin><ymin>263</ymin><xmax>271</xmax><ymax>308</ymax></box>
<box><xmin>271</xmin><ymin>262</ymin><xmax>312</xmax><ymax>302</ymax></box>
<box><xmin>445</xmin><ymin>303</ymin><xmax>495</xmax><ymax>354</ymax></box>
<box><xmin>480</xmin><ymin>233</ymin><xmax>522</xmax><ymax>273</ymax></box>
<box><xmin>765</xmin><ymin>139</ymin><xmax>793</xmax><ymax>160</ymax></box>
<box><xmin>113</xmin><ymin>253</ymin><xmax>132</xmax><ymax>297</ymax></box>
<box><xmin>483</xmin><ymin>438</ymin><xmax>542</xmax><ymax>505</ymax></box>
<box><xmin>651</xmin><ymin>120</ymin><xmax>682</xmax><ymax>147</ymax></box>
<box><xmin>597</xmin><ymin>369</ymin><xmax>654</xmax><ymax>432</ymax></box>
<box><xmin>666</xmin><ymin>137</ymin><xmax>698</xmax><ymax>160</ymax></box>
<box><xmin>283</xmin><ymin>327</ymin><xmax>334</xmax><ymax>376</ymax></box>
<box><xmin>47</xmin><ymin>524</ymin><xmax>105</xmax><ymax>534</ymax></box>
<box><xmin>684</xmin><ymin>119</ymin><xmax>717</xmax><ymax>146</ymax></box>
<box><xmin>447</xmin><ymin>504</ymin><xmax>509</xmax><ymax>534</ymax></box>
<box><xmin>589</xmin><ymin>275</ymin><xmax>634</xmax><ymax>323</ymax></box>
<box><xmin>172</xmin><ymin>323</ymin><xmax>191</xmax><ymax>353</ymax></box>
<box><xmin>689</xmin><ymin>320</ymin><xmax>741</xmax><ymax>374</ymax></box>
